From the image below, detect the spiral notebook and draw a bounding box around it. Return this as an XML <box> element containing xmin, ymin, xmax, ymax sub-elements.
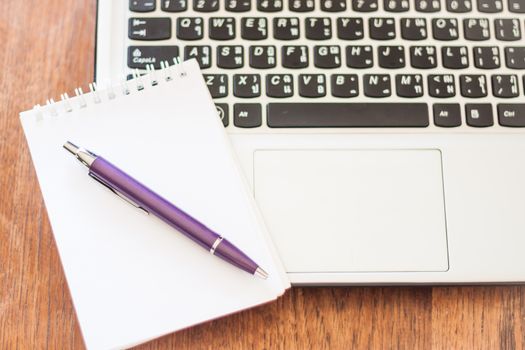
<box><xmin>20</xmin><ymin>59</ymin><xmax>289</xmax><ymax>350</ymax></box>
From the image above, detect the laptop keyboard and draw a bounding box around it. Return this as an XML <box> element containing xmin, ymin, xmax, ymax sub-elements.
<box><xmin>126</xmin><ymin>0</ymin><xmax>525</xmax><ymax>129</ymax></box>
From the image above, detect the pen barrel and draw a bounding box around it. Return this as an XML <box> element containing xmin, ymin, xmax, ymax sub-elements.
<box><xmin>89</xmin><ymin>157</ymin><xmax>223</xmax><ymax>251</ymax></box>
<box><xmin>213</xmin><ymin>239</ymin><xmax>259</xmax><ymax>275</ymax></box>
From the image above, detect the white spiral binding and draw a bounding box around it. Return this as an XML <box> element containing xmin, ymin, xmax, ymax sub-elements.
<box><xmin>35</xmin><ymin>58</ymin><xmax>187</xmax><ymax>118</ymax></box>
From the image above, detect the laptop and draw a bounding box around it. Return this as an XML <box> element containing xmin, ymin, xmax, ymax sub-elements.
<box><xmin>95</xmin><ymin>0</ymin><xmax>525</xmax><ymax>285</ymax></box>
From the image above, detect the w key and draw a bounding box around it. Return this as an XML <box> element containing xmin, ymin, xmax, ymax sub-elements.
<box><xmin>209</xmin><ymin>17</ymin><xmax>235</xmax><ymax>40</ymax></box>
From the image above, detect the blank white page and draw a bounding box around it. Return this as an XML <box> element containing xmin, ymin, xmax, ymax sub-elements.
<box><xmin>20</xmin><ymin>60</ymin><xmax>289</xmax><ymax>350</ymax></box>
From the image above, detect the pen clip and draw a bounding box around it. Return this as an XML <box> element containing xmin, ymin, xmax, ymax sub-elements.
<box><xmin>89</xmin><ymin>173</ymin><xmax>149</xmax><ymax>215</ymax></box>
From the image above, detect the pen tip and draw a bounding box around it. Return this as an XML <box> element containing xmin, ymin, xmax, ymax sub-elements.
<box><xmin>63</xmin><ymin>141</ymin><xmax>79</xmax><ymax>155</ymax></box>
<box><xmin>255</xmin><ymin>267</ymin><xmax>269</xmax><ymax>280</ymax></box>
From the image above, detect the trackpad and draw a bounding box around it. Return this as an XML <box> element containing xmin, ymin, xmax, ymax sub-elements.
<box><xmin>254</xmin><ymin>150</ymin><xmax>449</xmax><ymax>273</ymax></box>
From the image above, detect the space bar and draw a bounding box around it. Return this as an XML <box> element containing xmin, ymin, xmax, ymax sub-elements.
<box><xmin>267</xmin><ymin>103</ymin><xmax>429</xmax><ymax>128</ymax></box>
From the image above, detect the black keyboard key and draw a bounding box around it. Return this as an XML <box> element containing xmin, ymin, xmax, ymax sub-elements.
<box><xmin>205</xmin><ymin>74</ymin><xmax>229</xmax><ymax>98</ymax></box>
<box><xmin>289</xmin><ymin>0</ymin><xmax>314</xmax><ymax>11</ymax></box>
<box><xmin>478</xmin><ymin>0</ymin><xmax>502</xmax><ymax>12</ymax></box>
<box><xmin>508</xmin><ymin>0</ymin><xmax>525</xmax><ymax>12</ymax></box>
<box><xmin>130</xmin><ymin>0</ymin><xmax>156</xmax><ymax>12</ymax></box>
<box><xmin>434</xmin><ymin>104</ymin><xmax>462</xmax><ymax>127</ymax></box>
<box><xmin>299</xmin><ymin>74</ymin><xmax>327</xmax><ymax>97</ymax></box>
<box><xmin>266</xmin><ymin>74</ymin><xmax>294</xmax><ymax>97</ymax></box>
<box><xmin>282</xmin><ymin>46</ymin><xmax>309</xmax><ymax>68</ymax></box>
<box><xmin>314</xmin><ymin>46</ymin><xmax>342</xmax><ymax>68</ymax></box>
<box><xmin>474</xmin><ymin>47</ymin><xmax>500</xmax><ymax>69</ymax></box>
<box><xmin>257</xmin><ymin>0</ymin><xmax>283</xmax><ymax>11</ymax></box>
<box><xmin>321</xmin><ymin>0</ymin><xmax>347</xmax><ymax>11</ymax></box>
<box><xmin>428</xmin><ymin>74</ymin><xmax>456</xmax><ymax>98</ymax></box>
<box><xmin>415</xmin><ymin>0</ymin><xmax>440</xmax><ymax>12</ymax></box>
<box><xmin>410</xmin><ymin>46</ymin><xmax>437</xmax><ymax>69</ymax></box>
<box><xmin>495</xmin><ymin>19</ymin><xmax>521</xmax><ymax>41</ymax></box>
<box><xmin>369</xmin><ymin>18</ymin><xmax>396</xmax><ymax>40</ymax></box>
<box><xmin>306</xmin><ymin>18</ymin><xmax>332</xmax><ymax>40</ymax></box>
<box><xmin>364</xmin><ymin>74</ymin><xmax>391</xmax><ymax>97</ymax></box>
<box><xmin>460</xmin><ymin>74</ymin><xmax>488</xmax><ymax>98</ymax></box>
<box><xmin>127</xmin><ymin>46</ymin><xmax>179</xmax><ymax>69</ymax></box>
<box><xmin>267</xmin><ymin>103</ymin><xmax>429</xmax><ymax>127</ymax></box>
<box><xmin>250</xmin><ymin>45</ymin><xmax>277</xmax><ymax>68</ymax></box>
<box><xmin>209</xmin><ymin>17</ymin><xmax>235</xmax><ymax>40</ymax></box>
<box><xmin>346</xmin><ymin>45</ymin><xmax>373</xmax><ymax>68</ymax></box>
<box><xmin>241</xmin><ymin>18</ymin><xmax>268</xmax><ymax>40</ymax></box>
<box><xmin>274</xmin><ymin>17</ymin><xmax>300</xmax><ymax>40</ymax></box>
<box><xmin>445</xmin><ymin>0</ymin><xmax>472</xmax><ymax>12</ymax></box>
<box><xmin>384</xmin><ymin>0</ymin><xmax>409</xmax><ymax>12</ymax></box>
<box><xmin>226</xmin><ymin>0</ymin><xmax>251</xmax><ymax>11</ymax></box>
<box><xmin>492</xmin><ymin>75</ymin><xmax>519</xmax><ymax>98</ymax></box>
<box><xmin>466</xmin><ymin>104</ymin><xmax>493</xmax><ymax>127</ymax></box>
<box><xmin>194</xmin><ymin>0</ymin><xmax>219</xmax><ymax>11</ymax></box>
<box><xmin>432</xmin><ymin>18</ymin><xmax>459</xmax><ymax>41</ymax></box>
<box><xmin>498</xmin><ymin>104</ymin><xmax>525</xmax><ymax>127</ymax></box>
<box><xmin>396</xmin><ymin>74</ymin><xmax>424</xmax><ymax>97</ymax></box>
<box><xmin>378</xmin><ymin>46</ymin><xmax>405</xmax><ymax>69</ymax></box>
<box><xmin>233</xmin><ymin>74</ymin><xmax>261</xmax><ymax>97</ymax></box>
<box><xmin>442</xmin><ymin>46</ymin><xmax>469</xmax><ymax>69</ymax></box>
<box><xmin>352</xmin><ymin>0</ymin><xmax>378</xmax><ymax>11</ymax></box>
<box><xmin>177</xmin><ymin>17</ymin><xmax>204</xmax><ymax>40</ymax></box>
<box><xmin>337</xmin><ymin>18</ymin><xmax>364</xmax><ymax>40</ymax></box>
<box><xmin>505</xmin><ymin>47</ymin><xmax>525</xmax><ymax>69</ymax></box>
<box><xmin>217</xmin><ymin>46</ymin><xmax>243</xmax><ymax>68</ymax></box>
<box><xmin>184</xmin><ymin>45</ymin><xmax>211</xmax><ymax>68</ymax></box>
<box><xmin>162</xmin><ymin>0</ymin><xmax>188</xmax><ymax>11</ymax></box>
<box><xmin>234</xmin><ymin>104</ymin><xmax>262</xmax><ymax>127</ymax></box>
<box><xmin>215</xmin><ymin>103</ymin><xmax>229</xmax><ymax>127</ymax></box>
<box><xmin>129</xmin><ymin>18</ymin><xmax>172</xmax><ymax>40</ymax></box>
<box><xmin>464</xmin><ymin>19</ymin><xmax>490</xmax><ymax>41</ymax></box>
<box><xmin>331</xmin><ymin>74</ymin><xmax>359</xmax><ymax>97</ymax></box>
<box><xmin>401</xmin><ymin>18</ymin><xmax>427</xmax><ymax>40</ymax></box>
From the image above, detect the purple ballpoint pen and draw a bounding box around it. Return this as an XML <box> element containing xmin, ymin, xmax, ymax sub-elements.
<box><xmin>63</xmin><ymin>141</ymin><xmax>268</xmax><ymax>279</ymax></box>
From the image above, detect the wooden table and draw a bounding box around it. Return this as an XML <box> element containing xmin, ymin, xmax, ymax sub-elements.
<box><xmin>1</xmin><ymin>1</ymin><xmax>524</xmax><ymax>349</ymax></box>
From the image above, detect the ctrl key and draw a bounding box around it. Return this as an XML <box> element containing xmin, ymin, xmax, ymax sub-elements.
<box><xmin>498</xmin><ymin>104</ymin><xmax>525</xmax><ymax>127</ymax></box>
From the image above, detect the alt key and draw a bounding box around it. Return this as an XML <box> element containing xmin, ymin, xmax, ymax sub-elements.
<box><xmin>433</xmin><ymin>104</ymin><xmax>462</xmax><ymax>127</ymax></box>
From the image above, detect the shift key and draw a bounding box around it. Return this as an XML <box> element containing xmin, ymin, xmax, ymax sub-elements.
<box><xmin>128</xmin><ymin>18</ymin><xmax>172</xmax><ymax>40</ymax></box>
<box><xmin>128</xmin><ymin>46</ymin><xmax>179</xmax><ymax>68</ymax></box>
<box><xmin>498</xmin><ymin>104</ymin><xmax>525</xmax><ymax>127</ymax></box>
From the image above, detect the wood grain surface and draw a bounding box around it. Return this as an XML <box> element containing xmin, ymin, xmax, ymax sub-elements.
<box><xmin>0</xmin><ymin>1</ymin><xmax>524</xmax><ymax>349</ymax></box>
